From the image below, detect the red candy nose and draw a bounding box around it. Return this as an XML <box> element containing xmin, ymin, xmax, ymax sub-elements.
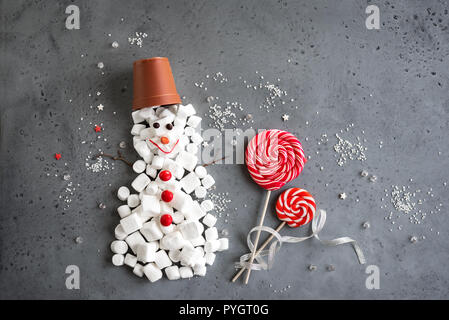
<box><xmin>159</xmin><ymin>170</ymin><xmax>172</xmax><ymax>181</ymax></box>
<box><xmin>160</xmin><ymin>214</ymin><xmax>173</xmax><ymax>226</ymax></box>
<box><xmin>161</xmin><ymin>190</ymin><xmax>173</xmax><ymax>202</ymax></box>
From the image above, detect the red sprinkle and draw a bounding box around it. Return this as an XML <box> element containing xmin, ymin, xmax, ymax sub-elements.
<box><xmin>94</xmin><ymin>125</ymin><xmax>102</xmax><ymax>132</ymax></box>
<box><xmin>160</xmin><ymin>214</ymin><xmax>173</xmax><ymax>227</ymax></box>
<box><xmin>54</xmin><ymin>153</ymin><xmax>62</xmax><ymax>160</ymax></box>
<box><xmin>159</xmin><ymin>170</ymin><xmax>172</xmax><ymax>181</ymax></box>
<box><xmin>161</xmin><ymin>190</ymin><xmax>173</xmax><ymax>202</ymax></box>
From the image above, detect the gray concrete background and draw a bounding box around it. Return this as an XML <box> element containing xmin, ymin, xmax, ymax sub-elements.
<box><xmin>1</xmin><ymin>0</ymin><xmax>448</xmax><ymax>299</ymax></box>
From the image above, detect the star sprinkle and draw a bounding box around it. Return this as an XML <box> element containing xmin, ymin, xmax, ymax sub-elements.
<box><xmin>97</xmin><ymin>104</ymin><xmax>104</xmax><ymax>111</ymax></box>
<box><xmin>202</xmin><ymin>141</ymin><xmax>209</xmax><ymax>147</ymax></box>
<box><xmin>339</xmin><ymin>192</ymin><xmax>347</xmax><ymax>200</ymax></box>
<box><xmin>94</xmin><ymin>125</ymin><xmax>102</xmax><ymax>132</ymax></box>
<box><xmin>54</xmin><ymin>153</ymin><xmax>62</xmax><ymax>160</ymax></box>
<box><xmin>282</xmin><ymin>114</ymin><xmax>290</xmax><ymax>121</ymax></box>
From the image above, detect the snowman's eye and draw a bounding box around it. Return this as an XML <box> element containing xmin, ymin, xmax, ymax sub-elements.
<box><xmin>166</xmin><ymin>123</ymin><xmax>173</xmax><ymax>130</ymax></box>
<box><xmin>153</xmin><ymin>122</ymin><xmax>160</xmax><ymax>128</ymax></box>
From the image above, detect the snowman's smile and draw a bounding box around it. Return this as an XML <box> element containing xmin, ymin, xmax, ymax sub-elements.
<box><xmin>148</xmin><ymin>138</ymin><xmax>179</xmax><ymax>154</ymax></box>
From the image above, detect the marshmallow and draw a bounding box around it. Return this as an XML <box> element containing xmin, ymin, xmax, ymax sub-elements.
<box><xmin>218</xmin><ymin>238</ymin><xmax>229</xmax><ymax>251</ymax></box>
<box><xmin>186</xmin><ymin>143</ymin><xmax>198</xmax><ymax>154</ymax></box>
<box><xmin>137</xmin><ymin>242</ymin><xmax>157</xmax><ymax>263</ymax></box>
<box><xmin>110</xmin><ymin>240</ymin><xmax>128</xmax><ymax>254</ymax></box>
<box><xmin>112</xmin><ymin>254</ymin><xmax>124</xmax><ymax>266</ymax></box>
<box><xmin>125</xmin><ymin>231</ymin><xmax>146</xmax><ymax>254</ymax></box>
<box><xmin>133</xmin><ymin>263</ymin><xmax>144</xmax><ymax>277</ymax></box>
<box><xmin>140</xmin><ymin>220</ymin><xmax>164</xmax><ymax>241</ymax></box>
<box><xmin>117</xmin><ymin>205</ymin><xmax>131</xmax><ymax>218</ymax></box>
<box><xmin>124</xmin><ymin>253</ymin><xmax>138</xmax><ymax>268</ymax></box>
<box><xmin>179</xmin><ymin>246</ymin><xmax>201</xmax><ymax>267</ymax></box>
<box><xmin>160</xmin><ymin>223</ymin><xmax>174</xmax><ymax>235</ymax></box>
<box><xmin>171</xmin><ymin>190</ymin><xmax>193</xmax><ymax>212</ymax></box>
<box><xmin>132</xmin><ymin>160</ymin><xmax>146</xmax><ymax>173</ymax></box>
<box><xmin>172</xmin><ymin>212</ymin><xmax>184</xmax><ymax>224</ymax></box>
<box><xmin>114</xmin><ymin>224</ymin><xmax>127</xmax><ymax>240</ymax></box>
<box><xmin>201</xmin><ymin>175</ymin><xmax>215</xmax><ymax>189</ymax></box>
<box><xmin>143</xmin><ymin>263</ymin><xmax>162</xmax><ymax>282</ymax></box>
<box><xmin>132</xmin><ymin>110</ymin><xmax>145</xmax><ymax>123</ymax></box>
<box><xmin>204</xmin><ymin>252</ymin><xmax>216</xmax><ymax>266</ymax></box>
<box><xmin>160</xmin><ymin>201</ymin><xmax>174</xmax><ymax>215</ymax></box>
<box><xmin>127</xmin><ymin>194</ymin><xmax>140</xmax><ymax>208</ymax></box>
<box><xmin>205</xmin><ymin>227</ymin><xmax>219</xmax><ymax>241</ymax></box>
<box><xmin>132</xmin><ymin>205</ymin><xmax>151</xmax><ymax>223</ymax></box>
<box><xmin>145</xmin><ymin>181</ymin><xmax>159</xmax><ymax>195</ymax></box>
<box><xmin>134</xmin><ymin>141</ymin><xmax>152</xmax><ymax>160</ymax></box>
<box><xmin>139</xmin><ymin>107</ymin><xmax>155</xmax><ymax>119</ymax></box>
<box><xmin>190</xmin><ymin>236</ymin><xmax>206</xmax><ymax>247</ymax></box>
<box><xmin>120</xmin><ymin>213</ymin><xmax>143</xmax><ymax>234</ymax></box>
<box><xmin>117</xmin><ymin>186</ymin><xmax>130</xmax><ymax>201</ymax></box>
<box><xmin>187</xmin><ymin>115</ymin><xmax>202</xmax><ymax>128</ymax></box>
<box><xmin>190</xmin><ymin>132</ymin><xmax>203</xmax><ymax>145</ymax></box>
<box><xmin>154</xmin><ymin>250</ymin><xmax>172</xmax><ymax>269</ymax></box>
<box><xmin>176</xmin><ymin>151</ymin><xmax>198</xmax><ymax>172</ymax></box>
<box><xmin>139</xmin><ymin>127</ymin><xmax>153</xmax><ymax>140</ymax></box>
<box><xmin>174</xmin><ymin>117</ymin><xmax>186</xmax><ymax>128</ymax></box>
<box><xmin>189</xmin><ymin>201</ymin><xmax>207</xmax><ymax>220</ymax></box>
<box><xmin>168</xmin><ymin>249</ymin><xmax>181</xmax><ymax>263</ymax></box>
<box><xmin>179</xmin><ymin>221</ymin><xmax>200</xmax><ymax>240</ymax></box>
<box><xmin>193</xmin><ymin>264</ymin><xmax>207</xmax><ymax>277</ymax></box>
<box><xmin>204</xmin><ymin>240</ymin><xmax>221</xmax><ymax>253</ymax></box>
<box><xmin>167</xmin><ymin>162</ymin><xmax>184</xmax><ymax>180</ymax></box>
<box><xmin>181</xmin><ymin>172</ymin><xmax>201</xmax><ymax>194</ymax></box>
<box><xmin>184</xmin><ymin>126</ymin><xmax>195</xmax><ymax>136</ymax></box>
<box><xmin>178</xmin><ymin>104</ymin><xmax>196</xmax><ymax>118</ymax></box>
<box><xmin>200</xmin><ymin>200</ymin><xmax>214</xmax><ymax>212</ymax></box>
<box><xmin>202</xmin><ymin>213</ymin><xmax>217</xmax><ymax>227</ymax></box>
<box><xmin>131</xmin><ymin>124</ymin><xmax>146</xmax><ymax>135</ymax></box>
<box><xmin>151</xmin><ymin>155</ymin><xmax>165</xmax><ymax>169</ymax></box>
<box><xmin>194</xmin><ymin>186</ymin><xmax>207</xmax><ymax>198</ymax></box>
<box><xmin>179</xmin><ymin>266</ymin><xmax>194</xmax><ymax>279</ymax></box>
<box><xmin>131</xmin><ymin>173</ymin><xmax>151</xmax><ymax>192</ymax></box>
<box><xmin>146</xmin><ymin>165</ymin><xmax>157</xmax><ymax>178</ymax></box>
<box><xmin>141</xmin><ymin>195</ymin><xmax>160</xmax><ymax>215</ymax></box>
<box><xmin>194</xmin><ymin>166</ymin><xmax>207</xmax><ymax>179</ymax></box>
<box><xmin>165</xmin><ymin>266</ymin><xmax>181</xmax><ymax>280</ymax></box>
<box><xmin>160</xmin><ymin>231</ymin><xmax>185</xmax><ymax>250</ymax></box>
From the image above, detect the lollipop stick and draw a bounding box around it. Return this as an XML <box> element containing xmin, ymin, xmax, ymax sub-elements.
<box><xmin>243</xmin><ymin>190</ymin><xmax>271</xmax><ymax>284</ymax></box>
<box><xmin>232</xmin><ymin>221</ymin><xmax>286</xmax><ymax>282</ymax></box>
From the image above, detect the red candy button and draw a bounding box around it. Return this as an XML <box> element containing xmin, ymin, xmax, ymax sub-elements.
<box><xmin>161</xmin><ymin>190</ymin><xmax>173</xmax><ymax>202</ymax></box>
<box><xmin>54</xmin><ymin>153</ymin><xmax>62</xmax><ymax>160</ymax></box>
<box><xmin>160</xmin><ymin>214</ymin><xmax>173</xmax><ymax>226</ymax></box>
<box><xmin>159</xmin><ymin>170</ymin><xmax>172</xmax><ymax>181</ymax></box>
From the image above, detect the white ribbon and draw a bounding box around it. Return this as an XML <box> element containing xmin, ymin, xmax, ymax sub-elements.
<box><xmin>235</xmin><ymin>209</ymin><xmax>366</xmax><ymax>271</ymax></box>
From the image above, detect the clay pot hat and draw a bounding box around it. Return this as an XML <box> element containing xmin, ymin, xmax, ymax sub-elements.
<box><xmin>132</xmin><ymin>57</ymin><xmax>181</xmax><ymax>110</ymax></box>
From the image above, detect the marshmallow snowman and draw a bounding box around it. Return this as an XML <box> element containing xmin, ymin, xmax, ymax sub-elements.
<box><xmin>112</xmin><ymin>104</ymin><xmax>228</xmax><ymax>282</ymax></box>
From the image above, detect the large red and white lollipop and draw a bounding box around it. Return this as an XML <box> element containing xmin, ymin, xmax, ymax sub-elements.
<box><xmin>236</xmin><ymin>130</ymin><xmax>306</xmax><ymax>284</ymax></box>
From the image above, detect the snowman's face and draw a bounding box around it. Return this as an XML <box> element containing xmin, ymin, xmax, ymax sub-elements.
<box><xmin>147</xmin><ymin>112</ymin><xmax>183</xmax><ymax>156</ymax></box>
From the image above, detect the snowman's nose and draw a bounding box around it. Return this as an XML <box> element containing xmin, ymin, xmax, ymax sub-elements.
<box><xmin>161</xmin><ymin>136</ymin><xmax>170</xmax><ymax>144</ymax></box>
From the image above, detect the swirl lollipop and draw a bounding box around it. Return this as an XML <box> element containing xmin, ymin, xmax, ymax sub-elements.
<box><xmin>233</xmin><ymin>188</ymin><xmax>315</xmax><ymax>282</ymax></box>
<box><xmin>236</xmin><ymin>130</ymin><xmax>306</xmax><ymax>284</ymax></box>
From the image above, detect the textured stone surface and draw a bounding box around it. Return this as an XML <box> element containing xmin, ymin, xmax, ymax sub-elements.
<box><xmin>1</xmin><ymin>0</ymin><xmax>449</xmax><ymax>299</ymax></box>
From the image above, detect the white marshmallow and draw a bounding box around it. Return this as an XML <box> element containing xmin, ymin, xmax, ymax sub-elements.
<box><xmin>194</xmin><ymin>166</ymin><xmax>207</xmax><ymax>179</ymax></box>
<box><xmin>186</xmin><ymin>143</ymin><xmax>198</xmax><ymax>154</ymax></box>
<box><xmin>117</xmin><ymin>205</ymin><xmax>131</xmax><ymax>218</ymax></box>
<box><xmin>167</xmin><ymin>162</ymin><xmax>184</xmax><ymax>180</ymax></box>
<box><xmin>114</xmin><ymin>224</ymin><xmax>127</xmax><ymax>240</ymax></box>
<box><xmin>178</xmin><ymin>104</ymin><xmax>196</xmax><ymax>118</ymax></box>
<box><xmin>124</xmin><ymin>253</ymin><xmax>137</xmax><ymax>268</ymax></box>
<box><xmin>168</xmin><ymin>249</ymin><xmax>181</xmax><ymax>263</ymax></box>
<box><xmin>179</xmin><ymin>246</ymin><xmax>201</xmax><ymax>267</ymax></box>
<box><xmin>146</xmin><ymin>165</ymin><xmax>157</xmax><ymax>178</ymax></box>
<box><xmin>117</xmin><ymin>186</ymin><xmax>130</xmax><ymax>201</ymax></box>
<box><xmin>187</xmin><ymin>115</ymin><xmax>202</xmax><ymax>128</ymax></box>
<box><xmin>140</xmin><ymin>220</ymin><xmax>164</xmax><ymax>241</ymax></box>
<box><xmin>194</xmin><ymin>186</ymin><xmax>207</xmax><ymax>198</ymax></box>
<box><xmin>190</xmin><ymin>132</ymin><xmax>203</xmax><ymax>145</ymax></box>
<box><xmin>160</xmin><ymin>201</ymin><xmax>174</xmax><ymax>215</ymax></box>
<box><xmin>165</xmin><ymin>266</ymin><xmax>181</xmax><ymax>280</ymax></box>
<box><xmin>205</xmin><ymin>227</ymin><xmax>219</xmax><ymax>241</ymax></box>
<box><xmin>145</xmin><ymin>181</ymin><xmax>159</xmax><ymax>195</ymax></box>
<box><xmin>184</xmin><ymin>126</ymin><xmax>195</xmax><ymax>136</ymax></box>
<box><xmin>110</xmin><ymin>240</ymin><xmax>128</xmax><ymax>254</ymax></box>
<box><xmin>154</xmin><ymin>250</ymin><xmax>172</xmax><ymax>269</ymax></box>
<box><xmin>204</xmin><ymin>240</ymin><xmax>221</xmax><ymax>253</ymax></box>
<box><xmin>125</xmin><ymin>231</ymin><xmax>146</xmax><ymax>254</ymax></box>
<box><xmin>200</xmin><ymin>200</ymin><xmax>214</xmax><ymax>212</ymax></box>
<box><xmin>132</xmin><ymin>160</ymin><xmax>146</xmax><ymax>173</ymax></box>
<box><xmin>190</xmin><ymin>236</ymin><xmax>206</xmax><ymax>247</ymax></box>
<box><xmin>143</xmin><ymin>263</ymin><xmax>162</xmax><ymax>282</ymax></box>
<box><xmin>141</xmin><ymin>195</ymin><xmax>160</xmax><ymax>215</ymax></box>
<box><xmin>132</xmin><ymin>205</ymin><xmax>152</xmax><ymax>223</ymax></box>
<box><xmin>134</xmin><ymin>141</ymin><xmax>152</xmax><ymax>160</ymax></box>
<box><xmin>120</xmin><ymin>213</ymin><xmax>143</xmax><ymax>234</ymax></box>
<box><xmin>202</xmin><ymin>213</ymin><xmax>217</xmax><ymax>227</ymax></box>
<box><xmin>131</xmin><ymin>173</ymin><xmax>151</xmax><ymax>192</ymax></box>
<box><xmin>181</xmin><ymin>172</ymin><xmax>201</xmax><ymax>194</ymax></box>
<box><xmin>139</xmin><ymin>106</ymin><xmax>155</xmax><ymax>119</ymax></box>
<box><xmin>133</xmin><ymin>263</ymin><xmax>144</xmax><ymax>277</ymax></box>
<box><xmin>179</xmin><ymin>266</ymin><xmax>194</xmax><ymax>279</ymax></box>
<box><xmin>174</xmin><ymin>117</ymin><xmax>186</xmax><ymax>128</ymax></box>
<box><xmin>218</xmin><ymin>238</ymin><xmax>229</xmax><ymax>251</ymax></box>
<box><xmin>172</xmin><ymin>212</ymin><xmax>184</xmax><ymax>224</ymax></box>
<box><xmin>136</xmin><ymin>242</ymin><xmax>157</xmax><ymax>263</ymax></box>
<box><xmin>201</xmin><ymin>175</ymin><xmax>215</xmax><ymax>189</ymax></box>
<box><xmin>151</xmin><ymin>155</ymin><xmax>165</xmax><ymax>169</ymax></box>
<box><xmin>179</xmin><ymin>221</ymin><xmax>200</xmax><ymax>240</ymax></box>
<box><xmin>171</xmin><ymin>190</ymin><xmax>193</xmax><ymax>212</ymax></box>
<box><xmin>193</xmin><ymin>264</ymin><xmax>207</xmax><ymax>277</ymax></box>
<box><xmin>127</xmin><ymin>194</ymin><xmax>140</xmax><ymax>208</ymax></box>
<box><xmin>204</xmin><ymin>252</ymin><xmax>216</xmax><ymax>266</ymax></box>
<box><xmin>131</xmin><ymin>124</ymin><xmax>146</xmax><ymax>135</ymax></box>
<box><xmin>112</xmin><ymin>254</ymin><xmax>124</xmax><ymax>266</ymax></box>
<box><xmin>139</xmin><ymin>127</ymin><xmax>153</xmax><ymax>140</ymax></box>
<box><xmin>188</xmin><ymin>201</ymin><xmax>207</xmax><ymax>220</ymax></box>
<box><xmin>132</xmin><ymin>110</ymin><xmax>145</xmax><ymax>123</ymax></box>
<box><xmin>176</xmin><ymin>151</ymin><xmax>198</xmax><ymax>172</ymax></box>
<box><xmin>160</xmin><ymin>223</ymin><xmax>174</xmax><ymax>235</ymax></box>
<box><xmin>160</xmin><ymin>231</ymin><xmax>185</xmax><ymax>250</ymax></box>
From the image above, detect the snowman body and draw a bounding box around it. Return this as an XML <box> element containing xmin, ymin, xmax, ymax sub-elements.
<box><xmin>111</xmin><ymin>104</ymin><xmax>228</xmax><ymax>281</ymax></box>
